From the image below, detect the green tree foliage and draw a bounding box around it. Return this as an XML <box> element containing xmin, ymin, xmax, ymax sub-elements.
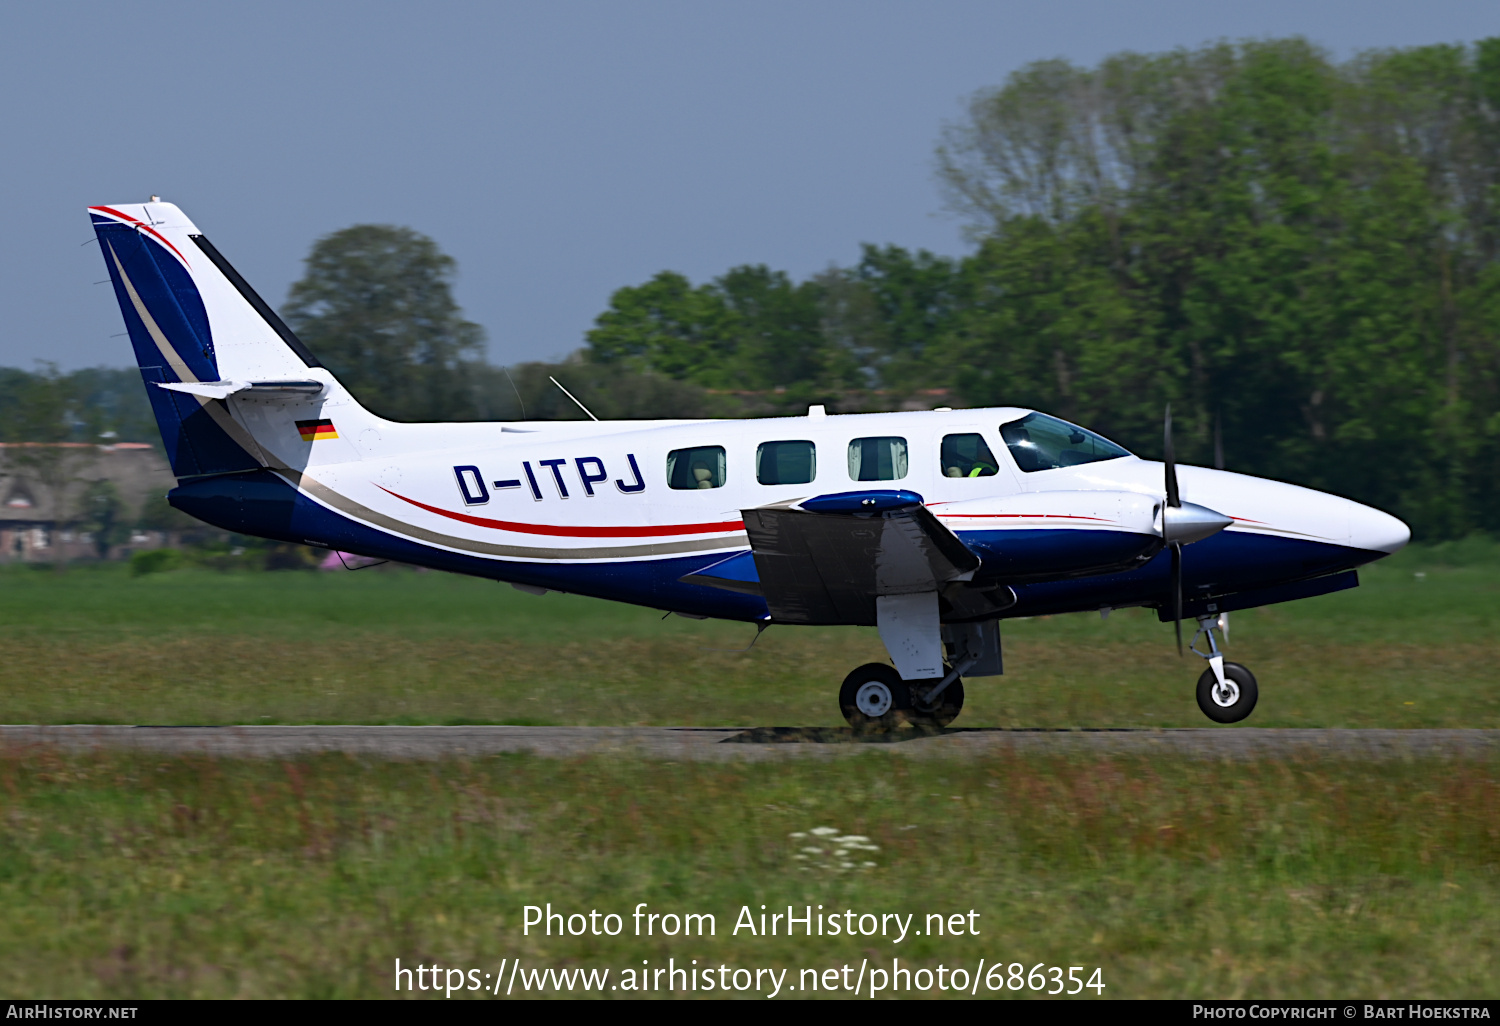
<box><xmin>78</xmin><ymin>479</ymin><xmax>126</xmax><ymax>560</ymax></box>
<box><xmin>282</xmin><ymin>225</ymin><xmax>487</xmax><ymax>422</ymax></box>
<box><xmin>584</xmin><ymin>265</ymin><xmax>863</xmax><ymax>406</ymax></box>
<box><xmin>0</xmin><ymin>365</ymin><xmax>154</xmax><ymax>445</ymax></box>
<box><xmin>587</xmin><ymin>37</ymin><xmax>1500</xmax><ymax>538</ymax></box>
<box><xmin>934</xmin><ymin>37</ymin><xmax>1500</xmax><ymax>538</ymax></box>
<box><xmin>0</xmin><ymin>366</ymin><xmax>128</xmax><ymax>566</ymax></box>
<box><xmin>135</xmin><ymin>490</ymin><xmax>202</xmax><ymax>539</ymax></box>
<box><xmin>466</xmin><ymin>360</ymin><xmax>713</xmax><ymax>422</ymax></box>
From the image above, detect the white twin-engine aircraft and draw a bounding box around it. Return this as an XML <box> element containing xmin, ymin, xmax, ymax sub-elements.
<box><xmin>89</xmin><ymin>200</ymin><xmax>1410</xmax><ymax>727</ymax></box>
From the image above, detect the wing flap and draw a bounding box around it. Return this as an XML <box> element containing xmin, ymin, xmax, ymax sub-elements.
<box><xmin>740</xmin><ymin>496</ymin><xmax>981</xmax><ymax>625</ymax></box>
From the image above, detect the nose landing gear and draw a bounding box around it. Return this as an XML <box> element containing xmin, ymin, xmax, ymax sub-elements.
<box><xmin>1191</xmin><ymin>613</ymin><xmax>1258</xmax><ymax>723</ymax></box>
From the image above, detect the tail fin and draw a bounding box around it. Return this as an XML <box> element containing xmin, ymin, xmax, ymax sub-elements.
<box><xmin>88</xmin><ymin>201</ymin><xmax>336</xmax><ymax>478</ymax></box>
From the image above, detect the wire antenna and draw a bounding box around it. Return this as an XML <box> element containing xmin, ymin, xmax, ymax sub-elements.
<box><xmin>700</xmin><ymin>621</ymin><xmax>771</xmax><ymax>653</ymax></box>
<box><xmin>549</xmin><ymin>376</ymin><xmax>599</xmax><ymax>421</ymax></box>
<box><xmin>502</xmin><ymin>365</ymin><xmax>527</xmax><ymax>420</ymax></box>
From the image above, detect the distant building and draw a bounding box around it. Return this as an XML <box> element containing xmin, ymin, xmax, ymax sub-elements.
<box><xmin>0</xmin><ymin>443</ymin><xmax>176</xmax><ymax>562</ymax></box>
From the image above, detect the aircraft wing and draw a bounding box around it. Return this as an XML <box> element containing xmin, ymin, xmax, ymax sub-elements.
<box><xmin>731</xmin><ymin>491</ymin><xmax>984</xmax><ymax>626</ymax></box>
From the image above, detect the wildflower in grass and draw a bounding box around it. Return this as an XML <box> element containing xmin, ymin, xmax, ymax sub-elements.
<box><xmin>790</xmin><ymin>825</ymin><xmax>879</xmax><ymax>871</ymax></box>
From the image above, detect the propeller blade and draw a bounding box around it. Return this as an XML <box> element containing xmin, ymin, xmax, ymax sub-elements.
<box><xmin>1171</xmin><ymin>542</ymin><xmax>1183</xmax><ymax>656</ymax></box>
<box><xmin>1163</xmin><ymin>404</ymin><xmax>1180</xmax><ymax>508</ymax></box>
<box><xmin>1213</xmin><ymin>408</ymin><xmax>1224</xmax><ymax>471</ymax></box>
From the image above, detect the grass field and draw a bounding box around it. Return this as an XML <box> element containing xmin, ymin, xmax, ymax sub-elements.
<box><xmin>0</xmin><ymin>543</ymin><xmax>1495</xmax><ymax>999</ymax></box>
<box><xmin>0</xmin><ymin>540</ymin><xmax>1495</xmax><ymax>727</ymax></box>
<box><xmin>0</xmin><ymin>747</ymin><xmax>1493</xmax><ymax>999</ymax></box>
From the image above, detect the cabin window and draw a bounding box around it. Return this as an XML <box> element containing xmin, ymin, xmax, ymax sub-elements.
<box><xmin>940</xmin><ymin>433</ymin><xmax>1000</xmax><ymax>478</ymax></box>
<box><xmin>1000</xmin><ymin>413</ymin><xmax>1131</xmax><ymax>473</ymax></box>
<box><xmin>666</xmin><ymin>446</ymin><xmax>727</xmax><ymax>489</ymax></box>
<box><xmin>847</xmin><ymin>436</ymin><xmax>908</xmax><ymax>481</ymax></box>
<box><xmin>756</xmin><ymin>440</ymin><xmax>816</xmax><ymax>485</ymax></box>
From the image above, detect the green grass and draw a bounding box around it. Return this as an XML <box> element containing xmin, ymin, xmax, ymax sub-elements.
<box><xmin>0</xmin><ymin>545</ymin><xmax>1496</xmax><ymax>727</ymax></box>
<box><xmin>1</xmin><ymin>547</ymin><xmax>1496</xmax><ymax>999</ymax></box>
<box><xmin>0</xmin><ymin>747</ymin><xmax>1493</xmax><ymax>999</ymax></box>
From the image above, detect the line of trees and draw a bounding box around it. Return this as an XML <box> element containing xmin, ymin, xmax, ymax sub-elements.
<box><xmin>2</xmin><ymin>37</ymin><xmax>1496</xmax><ymax>540</ymax></box>
<box><xmin>584</xmin><ymin>37</ymin><xmax>1500</xmax><ymax>539</ymax></box>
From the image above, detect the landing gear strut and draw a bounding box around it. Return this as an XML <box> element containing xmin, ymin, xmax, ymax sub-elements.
<box><xmin>1191</xmin><ymin>613</ymin><xmax>1258</xmax><ymax>723</ymax></box>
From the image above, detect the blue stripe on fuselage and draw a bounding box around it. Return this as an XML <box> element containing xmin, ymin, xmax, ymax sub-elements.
<box><xmin>170</xmin><ymin>470</ymin><xmax>1382</xmax><ymax>622</ymax></box>
<box><xmin>168</xmin><ymin>470</ymin><xmax>773</xmax><ymax>621</ymax></box>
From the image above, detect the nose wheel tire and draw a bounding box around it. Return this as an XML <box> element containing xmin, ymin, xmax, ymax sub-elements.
<box><xmin>839</xmin><ymin>663</ymin><xmax>910</xmax><ymax>728</ymax></box>
<box><xmin>1195</xmin><ymin>661</ymin><xmax>1258</xmax><ymax>723</ymax></box>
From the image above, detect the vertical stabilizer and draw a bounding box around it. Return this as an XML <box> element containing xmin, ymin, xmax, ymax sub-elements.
<box><xmin>88</xmin><ymin>201</ymin><xmax>353</xmax><ymax>478</ymax></box>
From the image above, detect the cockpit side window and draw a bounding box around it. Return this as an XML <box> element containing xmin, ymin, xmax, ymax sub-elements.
<box><xmin>940</xmin><ymin>433</ymin><xmax>999</xmax><ymax>478</ymax></box>
<box><xmin>999</xmin><ymin>413</ymin><xmax>1130</xmax><ymax>472</ymax></box>
<box><xmin>666</xmin><ymin>446</ymin><xmax>727</xmax><ymax>489</ymax></box>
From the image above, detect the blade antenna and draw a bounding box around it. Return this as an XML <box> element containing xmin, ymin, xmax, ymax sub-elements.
<box><xmin>549</xmin><ymin>376</ymin><xmax>599</xmax><ymax>422</ymax></box>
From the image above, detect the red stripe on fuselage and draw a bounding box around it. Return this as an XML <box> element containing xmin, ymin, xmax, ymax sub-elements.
<box><xmin>89</xmin><ymin>206</ymin><xmax>191</xmax><ymax>268</ymax></box>
<box><xmin>935</xmin><ymin>513</ymin><xmax>1114</xmax><ymax>522</ymax></box>
<box><xmin>377</xmin><ymin>486</ymin><xmax>744</xmax><ymax>538</ymax></box>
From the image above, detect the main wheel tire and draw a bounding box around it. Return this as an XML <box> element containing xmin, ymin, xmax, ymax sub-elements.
<box><xmin>1195</xmin><ymin>661</ymin><xmax>1258</xmax><ymax>723</ymax></box>
<box><xmin>909</xmin><ymin>675</ymin><xmax>965</xmax><ymax>727</ymax></box>
<box><xmin>839</xmin><ymin>663</ymin><xmax>910</xmax><ymax>728</ymax></box>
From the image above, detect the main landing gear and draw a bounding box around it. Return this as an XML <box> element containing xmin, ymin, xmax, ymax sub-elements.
<box><xmin>839</xmin><ymin>663</ymin><xmax>966</xmax><ymax>729</ymax></box>
<box><xmin>1191</xmin><ymin>613</ymin><xmax>1258</xmax><ymax>723</ymax></box>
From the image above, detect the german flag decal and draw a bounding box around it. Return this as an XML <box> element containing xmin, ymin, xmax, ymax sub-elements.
<box><xmin>296</xmin><ymin>419</ymin><xmax>338</xmax><ymax>442</ymax></box>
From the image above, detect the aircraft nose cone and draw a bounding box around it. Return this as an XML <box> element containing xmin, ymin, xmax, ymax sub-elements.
<box><xmin>1349</xmin><ymin>502</ymin><xmax>1410</xmax><ymax>554</ymax></box>
<box><xmin>1162</xmin><ymin>501</ymin><xmax>1235</xmax><ymax>546</ymax></box>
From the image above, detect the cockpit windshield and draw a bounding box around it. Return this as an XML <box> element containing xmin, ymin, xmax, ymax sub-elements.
<box><xmin>1000</xmin><ymin>413</ymin><xmax>1131</xmax><ymax>473</ymax></box>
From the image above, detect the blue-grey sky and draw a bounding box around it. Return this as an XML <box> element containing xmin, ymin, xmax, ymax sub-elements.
<box><xmin>3</xmin><ymin>1</ymin><xmax>1495</xmax><ymax>371</ymax></box>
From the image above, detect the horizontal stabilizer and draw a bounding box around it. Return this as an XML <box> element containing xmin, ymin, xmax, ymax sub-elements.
<box><xmin>155</xmin><ymin>380</ymin><xmax>325</xmax><ymax>401</ymax></box>
<box><xmin>157</xmin><ymin>380</ymin><xmax>245</xmax><ymax>400</ymax></box>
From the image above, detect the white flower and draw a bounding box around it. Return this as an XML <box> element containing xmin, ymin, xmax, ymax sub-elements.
<box><xmin>788</xmin><ymin>832</ymin><xmax>807</xmax><ymax>839</ymax></box>
<box><xmin>810</xmin><ymin>826</ymin><xmax>840</xmax><ymax>837</ymax></box>
<box><xmin>801</xmin><ymin>846</ymin><xmax>826</xmax><ymax>855</ymax></box>
<box><xmin>834</xmin><ymin>835</ymin><xmax>870</xmax><ymax>845</ymax></box>
<box><xmin>861</xmin><ymin>861</ymin><xmax>877</xmax><ymax>868</ymax></box>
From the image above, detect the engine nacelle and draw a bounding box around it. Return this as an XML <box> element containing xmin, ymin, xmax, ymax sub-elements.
<box><xmin>932</xmin><ymin>490</ymin><xmax>1162</xmax><ymax>582</ymax></box>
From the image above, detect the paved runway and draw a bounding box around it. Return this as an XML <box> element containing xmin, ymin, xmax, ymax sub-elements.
<box><xmin>1</xmin><ymin>725</ymin><xmax>1495</xmax><ymax>761</ymax></box>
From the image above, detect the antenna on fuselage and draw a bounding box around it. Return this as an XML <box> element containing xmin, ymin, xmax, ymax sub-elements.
<box><xmin>549</xmin><ymin>376</ymin><xmax>599</xmax><ymax>422</ymax></box>
<box><xmin>502</xmin><ymin>366</ymin><xmax>527</xmax><ymax>420</ymax></box>
<box><xmin>1213</xmin><ymin>408</ymin><xmax>1224</xmax><ymax>471</ymax></box>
